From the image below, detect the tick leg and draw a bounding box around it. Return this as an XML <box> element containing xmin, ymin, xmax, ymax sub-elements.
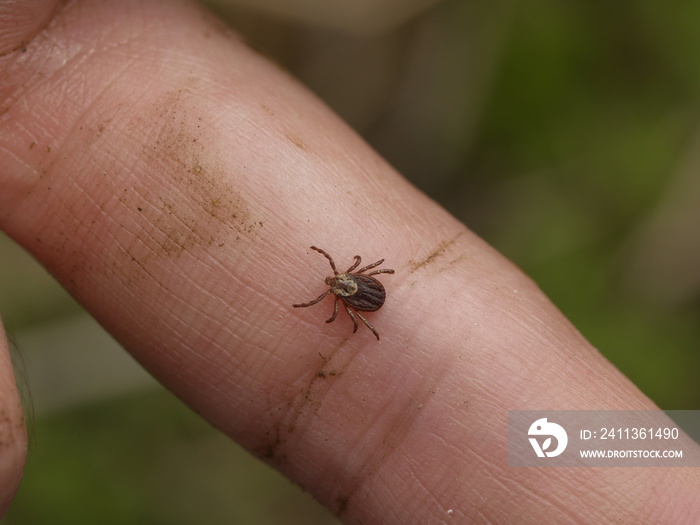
<box><xmin>355</xmin><ymin>311</ymin><xmax>380</xmax><ymax>340</ymax></box>
<box><xmin>311</xmin><ymin>246</ymin><xmax>338</xmax><ymax>275</ymax></box>
<box><xmin>356</xmin><ymin>259</ymin><xmax>385</xmax><ymax>273</ymax></box>
<box><xmin>343</xmin><ymin>304</ymin><xmax>359</xmax><ymax>333</ymax></box>
<box><xmin>293</xmin><ymin>290</ymin><xmax>331</xmax><ymax>308</ymax></box>
<box><xmin>325</xmin><ymin>297</ymin><xmax>339</xmax><ymax>324</ymax></box>
<box><xmin>346</xmin><ymin>255</ymin><xmax>362</xmax><ymax>273</ymax></box>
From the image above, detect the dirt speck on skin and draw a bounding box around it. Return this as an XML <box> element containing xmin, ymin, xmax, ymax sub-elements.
<box><xmin>409</xmin><ymin>233</ymin><xmax>463</xmax><ymax>272</ymax></box>
<box><xmin>336</xmin><ymin>496</ymin><xmax>349</xmax><ymax>515</ymax></box>
<box><xmin>285</xmin><ymin>133</ymin><xmax>308</xmax><ymax>151</ymax></box>
<box><xmin>256</xmin><ymin>348</ymin><xmax>352</xmax><ymax>466</ymax></box>
<box><xmin>0</xmin><ymin>406</ymin><xmax>25</xmax><ymax>449</ymax></box>
<box><xmin>121</xmin><ymin>84</ymin><xmax>264</xmax><ymax>262</ymax></box>
<box><xmin>259</xmin><ymin>424</ymin><xmax>288</xmax><ymax>464</ymax></box>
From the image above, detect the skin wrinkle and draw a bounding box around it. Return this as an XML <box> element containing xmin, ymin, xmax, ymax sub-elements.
<box><xmin>326</xmin><ymin>354</ymin><xmax>455</xmax><ymax>515</ymax></box>
<box><xmin>261</xmin><ymin>342</ymin><xmax>356</xmax><ymax>462</ymax></box>
<box><xmin>398</xmin><ymin>437</ymin><xmax>468</xmax><ymax>520</ymax></box>
<box><xmin>524</xmin><ymin>474</ymin><xmax>594</xmax><ymax>524</ymax></box>
<box><xmin>259</xmin><ymin>327</ymin><xmax>440</xmax><ymax>510</ymax></box>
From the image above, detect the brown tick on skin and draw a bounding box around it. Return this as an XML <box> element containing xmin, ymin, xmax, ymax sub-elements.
<box><xmin>292</xmin><ymin>246</ymin><xmax>394</xmax><ymax>340</ymax></box>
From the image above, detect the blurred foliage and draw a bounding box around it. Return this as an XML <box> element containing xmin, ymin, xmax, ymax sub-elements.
<box><xmin>4</xmin><ymin>390</ymin><xmax>337</xmax><ymax>525</ymax></box>
<box><xmin>2</xmin><ymin>0</ymin><xmax>700</xmax><ymax>523</ymax></box>
<box><xmin>456</xmin><ymin>1</ymin><xmax>700</xmax><ymax>408</ymax></box>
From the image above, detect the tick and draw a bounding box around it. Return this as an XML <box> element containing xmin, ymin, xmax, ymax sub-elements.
<box><xmin>292</xmin><ymin>246</ymin><xmax>394</xmax><ymax>340</ymax></box>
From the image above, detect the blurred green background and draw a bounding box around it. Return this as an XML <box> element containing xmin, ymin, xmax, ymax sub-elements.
<box><xmin>2</xmin><ymin>0</ymin><xmax>699</xmax><ymax>523</ymax></box>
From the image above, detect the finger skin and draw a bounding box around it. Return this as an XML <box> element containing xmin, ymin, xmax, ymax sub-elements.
<box><xmin>0</xmin><ymin>322</ymin><xmax>27</xmax><ymax>516</ymax></box>
<box><xmin>0</xmin><ymin>0</ymin><xmax>49</xmax><ymax>507</ymax></box>
<box><xmin>1</xmin><ymin>1</ymin><xmax>699</xmax><ymax>523</ymax></box>
<box><xmin>0</xmin><ymin>0</ymin><xmax>60</xmax><ymax>54</ymax></box>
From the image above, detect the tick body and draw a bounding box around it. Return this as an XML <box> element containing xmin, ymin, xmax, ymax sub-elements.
<box><xmin>293</xmin><ymin>246</ymin><xmax>394</xmax><ymax>340</ymax></box>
